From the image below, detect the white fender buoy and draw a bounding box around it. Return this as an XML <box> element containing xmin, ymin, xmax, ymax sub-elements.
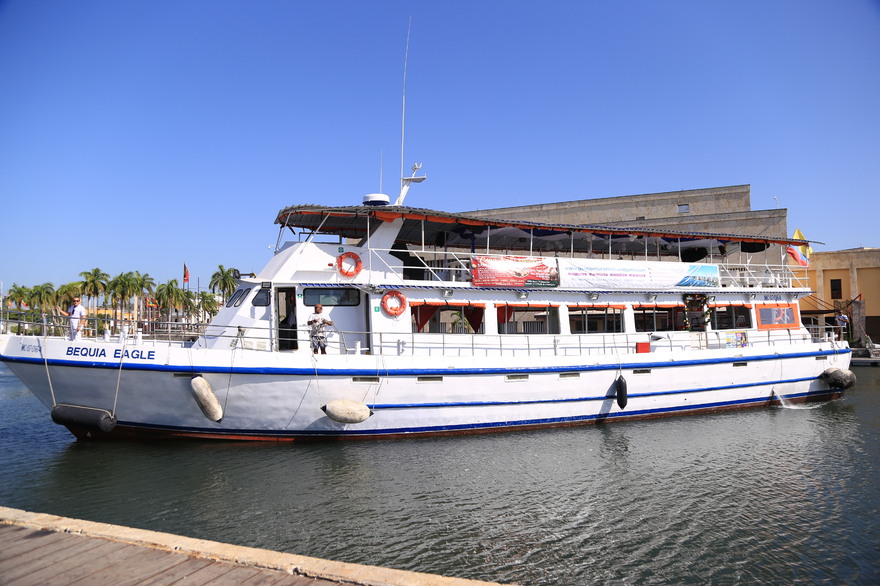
<box><xmin>322</xmin><ymin>399</ymin><xmax>372</xmax><ymax>424</ymax></box>
<box><xmin>820</xmin><ymin>367</ymin><xmax>857</xmax><ymax>390</ymax></box>
<box><xmin>190</xmin><ymin>376</ymin><xmax>223</xmax><ymax>422</ymax></box>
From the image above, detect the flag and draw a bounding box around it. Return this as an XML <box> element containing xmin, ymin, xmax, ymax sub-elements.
<box><xmin>183</xmin><ymin>264</ymin><xmax>190</xmax><ymax>283</ymax></box>
<box><xmin>786</xmin><ymin>228</ymin><xmax>811</xmax><ymax>267</ymax></box>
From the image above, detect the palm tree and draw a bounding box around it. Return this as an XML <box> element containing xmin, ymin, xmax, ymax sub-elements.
<box><xmin>7</xmin><ymin>283</ymin><xmax>31</xmax><ymax>311</ymax></box>
<box><xmin>80</xmin><ymin>268</ymin><xmax>109</xmax><ymax>316</ymax></box>
<box><xmin>198</xmin><ymin>291</ymin><xmax>220</xmax><ymax>321</ymax></box>
<box><xmin>56</xmin><ymin>282</ymin><xmax>82</xmax><ymax>310</ymax></box>
<box><xmin>210</xmin><ymin>265</ymin><xmax>238</xmax><ymax>304</ymax></box>
<box><xmin>130</xmin><ymin>271</ymin><xmax>155</xmax><ymax>329</ymax></box>
<box><xmin>30</xmin><ymin>282</ymin><xmax>57</xmax><ymax>314</ymax></box>
<box><xmin>108</xmin><ymin>272</ymin><xmax>139</xmax><ymax>331</ymax></box>
<box><xmin>156</xmin><ymin>279</ymin><xmax>187</xmax><ymax>322</ymax></box>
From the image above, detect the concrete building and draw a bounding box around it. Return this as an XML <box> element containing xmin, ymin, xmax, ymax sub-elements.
<box><xmin>472</xmin><ymin>184</ymin><xmax>790</xmax><ymax>263</ymax></box>
<box><xmin>471</xmin><ymin>184</ymin><xmax>878</xmax><ymax>344</ymax></box>
<box><xmin>799</xmin><ymin>248</ymin><xmax>880</xmax><ymax>343</ymax></box>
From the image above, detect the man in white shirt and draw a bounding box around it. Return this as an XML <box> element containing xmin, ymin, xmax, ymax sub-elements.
<box><xmin>59</xmin><ymin>297</ymin><xmax>87</xmax><ymax>341</ymax></box>
<box><xmin>307</xmin><ymin>304</ymin><xmax>333</xmax><ymax>354</ymax></box>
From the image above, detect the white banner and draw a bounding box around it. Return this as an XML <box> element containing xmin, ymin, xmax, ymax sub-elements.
<box><xmin>558</xmin><ymin>258</ymin><xmax>720</xmax><ymax>289</ymax></box>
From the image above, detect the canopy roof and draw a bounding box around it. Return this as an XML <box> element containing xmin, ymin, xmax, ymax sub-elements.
<box><xmin>275</xmin><ymin>204</ymin><xmax>812</xmax><ymax>258</ymax></box>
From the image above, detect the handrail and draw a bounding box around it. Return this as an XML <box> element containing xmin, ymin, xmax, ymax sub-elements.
<box><xmin>370</xmin><ymin>247</ymin><xmax>809</xmax><ymax>290</ymax></box>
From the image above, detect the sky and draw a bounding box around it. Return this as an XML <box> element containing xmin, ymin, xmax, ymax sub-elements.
<box><xmin>1</xmin><ymin>0</ymin><xmax>879</xmax><ymax>292</ymax></box>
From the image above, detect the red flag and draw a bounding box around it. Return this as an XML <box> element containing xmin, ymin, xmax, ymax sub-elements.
<box><xmin>183</xmin><ymin>264</ymin><xmax>190</xmax><ymax>283</ymax></box>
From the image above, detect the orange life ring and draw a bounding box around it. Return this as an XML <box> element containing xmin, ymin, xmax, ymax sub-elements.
<box><xmin>336</xmin><ymin>252</ymin><xmax>362</xmax><ymax>278</ymax></box>
<box><xmin>381</xmin><ymin>290</ymin><xmax>407</xmax><ymax>317</ymax></box>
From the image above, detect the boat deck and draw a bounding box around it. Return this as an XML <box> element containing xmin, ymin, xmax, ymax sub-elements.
<box><xmin>0</xmin><ymin>507</ymin><xmax>492</xmax><ymax>586</ymax></box>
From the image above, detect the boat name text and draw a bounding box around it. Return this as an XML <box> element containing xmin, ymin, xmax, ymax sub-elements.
<box><xmin>66</xmin><ymin>347</ymin><xmax>156</xmax><ymax>360</ymax></box>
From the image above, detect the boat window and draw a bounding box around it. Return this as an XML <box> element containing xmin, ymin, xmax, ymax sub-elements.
<box><xmin>756</xmin><ymin>304</ymin><xmax>799</xmax><ymax>330</ymax></box>
<box><xmin>302</xmin><ymin>288</ymin><xmax>359</xmax><ymax>307</ymax></box>
<box><xmin>252</xmin><ymin>288</ymin><xmax>271</xmax><ymax>307</ymax></box>
<box><xmin>233</xmin><ymin>288</ymin><xmax>252</xmax><ymax>307</ymax></box>
<box><xmin>412</xmin><ymin>304</ymin><xmax>485</xmax><ymax>334</ymax></box>
<box><xmin>568</xmin><ymin>306</ymin><xmax>624</xmax><ymax>334</ymax></box>
<box><xmin>710</xmin><ymin>305</ymin><xmax>751</xmax><ymax>329</ymax></box>
<box><xmin>226</xmin><ymin>288</ymin><xmax>250</xmax><ymax>308</ymax></box>
<box><xmin>633</xmin><ymin>306</ymin><xmax>683</xmax><ymax>332</ymax></box>
<box><xmin>497</xmin><ymin>306</ymin><xmax>557</xmax><ymax>335</ymax></box>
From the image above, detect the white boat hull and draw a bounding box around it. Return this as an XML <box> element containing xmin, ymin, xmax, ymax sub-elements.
<box><xmin>0</xmin><ymin>333</ymin><xmax>851</xmax><ymax>441</ymax></box>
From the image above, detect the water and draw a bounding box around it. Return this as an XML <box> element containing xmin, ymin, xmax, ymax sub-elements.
<box><xmin>2</xmin><ymin>363</ymin><xmax>879</xmax><ymax>584</ymax></box>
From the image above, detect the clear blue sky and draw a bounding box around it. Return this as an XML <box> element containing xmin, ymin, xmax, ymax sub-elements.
<box><xmin>2</xmin><ymin>1</ymin><xmax>878</xmax><ymax>292</ymax></box>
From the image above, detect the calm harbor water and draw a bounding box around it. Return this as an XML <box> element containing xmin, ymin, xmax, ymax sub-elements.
<box><xmin>1</xmin><ymin>363</ymin><xmax>879</xmax><ymax>584</ymax></box>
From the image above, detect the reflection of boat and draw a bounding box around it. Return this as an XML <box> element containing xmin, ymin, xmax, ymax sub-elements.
<box><xmin>0</xmin><ymin>172</ymin><xmax>854</xmax><ymax>441</ymax></box>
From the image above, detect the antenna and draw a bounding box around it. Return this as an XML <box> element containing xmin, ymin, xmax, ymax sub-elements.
<box><xmin>393</xmin><ymin>17</ymin><xmax>426</xmax><ymax>207</ymax></box>
<box><xmin>400</xmin><ymin>17</ymin><xmax>411</xmax><ymax>192</ymax></box>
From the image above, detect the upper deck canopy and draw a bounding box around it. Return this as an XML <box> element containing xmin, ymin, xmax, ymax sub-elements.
<box><xmin>275</xmin><ymin>204</ymin><xmax>813</xmax><ymax>259</ymax></box>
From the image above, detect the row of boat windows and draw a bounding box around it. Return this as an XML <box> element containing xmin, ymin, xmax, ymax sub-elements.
<box><xmin>413</xmin><ymin>305</ymin><xmax>753</xmax><ymax>335</ymax></box>
<box><xmin>228</xmin><ymin>287</ymin><xmax>759</xmax><ymax>334</ymax></box>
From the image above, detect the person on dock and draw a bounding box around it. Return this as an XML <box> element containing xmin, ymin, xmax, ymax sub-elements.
<box><xmin>835</xmin><ymin>310</ymin><xmax>849</xmax><ymax>341</ymax></box>
<box><xmin>58</xmin><ymin>297</ymin><xmax>87</xmax><ymax>341</ymax></box>
<box><xmin>307</xmin><ymin>304</ymin><xmax>333</xmax><ymax>354</ymax></box>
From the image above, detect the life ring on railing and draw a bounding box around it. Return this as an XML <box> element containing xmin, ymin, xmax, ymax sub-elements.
<box><xmin>336</xmin><ymin>252</ymin><xmax>362</xmax><ymax>278</ymax></box>
<box><xmin>381</xmin><ymin>290</ymin><xmax>407</xmax><ymax>317</ymax></box>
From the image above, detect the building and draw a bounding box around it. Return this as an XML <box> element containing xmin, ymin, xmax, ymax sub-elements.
<box><xmin>472</xmin><ymin>184</ymin><xmax>878</xmax><ymax>344</ymax></box>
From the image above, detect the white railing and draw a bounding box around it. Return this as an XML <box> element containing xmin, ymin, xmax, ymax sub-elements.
<box><xmin>370</xmin><ymin>248</ymin><xmax>809</xmax><ymax>289</ymax></box>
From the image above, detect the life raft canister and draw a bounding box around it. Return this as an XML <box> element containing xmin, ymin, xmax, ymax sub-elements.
<box><xmin>381</xmin><ymin>290</ymin><xmax>407</xmax><ymax>316</ymax></box>
<box><xmin>336</xmin><ymin>252</ymin><xmax>362</xmax><ymax>278</ymax></box>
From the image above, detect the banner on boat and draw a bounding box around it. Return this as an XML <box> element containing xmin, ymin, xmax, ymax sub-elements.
<box><xmin>471</xmin><ymin>256</ymin><xmax>560</xmax><ymax>287</ymax></box>
<box><xmin>557</xmin><ymin>258</ymin><xmax>721</xmax><ymax>289</ymax></box>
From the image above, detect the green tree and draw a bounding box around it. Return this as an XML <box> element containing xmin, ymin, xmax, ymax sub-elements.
<box><xmin>198</xmin><ymin>291</ymin><xmax>220</xmax><ymax>321</ymax></box>
<box><xmin>7</xmin><ymin>283</ymin><xmax>31</xmax><ymax>311</ymax></box>
<box><xmin>56</xmin><ymin>282</ymin><xmax>82</xmax><ymax>310</ymax></box>
<box><xmin>209</xmin><ymin>265</ymin><xmax>238</xmax><ymax>303</ymax></box>
<box><xmin>79</xmin><ymin>267</ymin><xmax>109</xmax><ymax>315</ymax></box>
<box><xmin>156</xmin><ymin>279</ymin><xmax>187</xmax><ymax>322</ymax></box>
<box><xmin>130</xmin><ymin>271</ymin><xmax>156</xmax><ymax>327</ymax></box>
<box><xmin>30</xmin><ymin>282</ymin><xmax>57</xmax><ymax>314</ymax></box>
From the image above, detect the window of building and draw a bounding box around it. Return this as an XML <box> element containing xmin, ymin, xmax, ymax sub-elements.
<box><xmin>677</xmin><ymin>204</ymin><xmax>690</xmax><ymax>214</ymax></box>
<box><xmin>830</xmin><ymin>279</ymin><xmax>842</xmax><ymax>300</ymax></box>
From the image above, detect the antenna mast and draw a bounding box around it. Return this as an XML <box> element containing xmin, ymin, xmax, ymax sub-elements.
<box><xmin>395</xmin><ymin>17</ymin><xmax>426</xmax><ymax>206</ymax></box>
<box><xmin>400</xmin><ymin>17</ymin><xmax>411</xmax><ymax>192</ymax></box>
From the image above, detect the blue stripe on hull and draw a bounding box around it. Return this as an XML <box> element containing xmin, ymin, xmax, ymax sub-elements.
<box><xmin>0</xmin><ymin>347</ymin><xmax>852</xmax><ymax>376</ymax></box>
<box><xmin>109</xmin><ymin>387</ymin><xmax>839</xmax><ymax>440</ymax></box>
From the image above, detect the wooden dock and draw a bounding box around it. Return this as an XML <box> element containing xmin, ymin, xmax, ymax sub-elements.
<box><xmin>852</xmin><ymin>357</ymin><xmax>880</xmax><ymax>367</ymax></box>
<box><xmin>0</xmin><ymin>507</ymin><xmax>496</xmax><ymax>586</ymax></box>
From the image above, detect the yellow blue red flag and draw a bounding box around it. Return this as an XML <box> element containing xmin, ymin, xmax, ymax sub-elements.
<box><xmin>786</xmin><ymin>228</ymin><xmax>811</xmax><ymax>267</ymax></box>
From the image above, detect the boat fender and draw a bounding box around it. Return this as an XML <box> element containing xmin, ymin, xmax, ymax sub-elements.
<box><xmin>322</xmin><ymin>399</ymin><xmax>372</xmax><ymax>424</ymax></box>
<box><xmin>381</xmin><ymin>290</ymin><xmax>407</xmax><ymax>317</ymax></box>
<box><xmin>190</xmin><ymin>376</ymin><xmax>223</xmax><ymax>422</ymax></box>
<box><xmin>51</xmin><ymin>404</ymin><xmax>117</xmax><ymax>433</ymax></box>
<box><xmin>616</xmin><ymin>375</ymin><xmax>628</xmax><ymax>409</ymax></box>
<box><xmin>336</xmin><ymin>252</ymin><xmax>363</xmax><ymax>278</ymax></box>
<box><xmin>820</xmin><ymin>367</ymin><xmax>857</xmax><ymax>390</ymax></box>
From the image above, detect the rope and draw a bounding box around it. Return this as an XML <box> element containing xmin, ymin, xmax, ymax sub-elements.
<box><xmin>41</xmin><ymin>313</ymin><xmax>58</xmax><ymax>408</ymax></box>
<box><xmin>110</xmin><ymin>330</ymin><xmax>129</xmax><ymax>417</ymax></box>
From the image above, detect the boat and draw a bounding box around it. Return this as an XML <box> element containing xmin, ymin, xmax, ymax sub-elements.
<box><xmin>0</xmin><ymin>171</ymin><xmax>855</xmax><ymax>441</ymax></box>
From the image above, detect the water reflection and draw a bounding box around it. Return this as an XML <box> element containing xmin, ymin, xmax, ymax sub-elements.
<box><xmin>1</xmin><ymin>365</ymin><xmax>879</xmax><ymax>583</ymax></box>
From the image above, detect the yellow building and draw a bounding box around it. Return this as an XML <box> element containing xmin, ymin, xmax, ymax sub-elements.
<box><xmin>798</xmin><ymin>248</ymin><xmax>880</xmax><ymax>343</ymax></box>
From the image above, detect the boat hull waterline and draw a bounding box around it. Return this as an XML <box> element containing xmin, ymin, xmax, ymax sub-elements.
<box><xmin>0</xmin><ymin>335</ymin><xmax>849</xmax><ymax>441</ymax></box>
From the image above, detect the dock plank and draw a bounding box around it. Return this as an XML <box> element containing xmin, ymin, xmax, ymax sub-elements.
<box><xmin>1</xmin><ymin>507</ymin><xmax>497</xmax><ymax>586</ymax></box>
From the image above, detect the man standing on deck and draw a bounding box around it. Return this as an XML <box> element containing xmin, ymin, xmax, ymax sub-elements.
<box><xmin>57</xmin><ymin>297</ymin><xmax>87</xmax><ymax>341</ymax></box>
<box><xmin>307</xmin><ymin>304</ymin><xmax>333</xmax><ymax>354</ymax></box>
